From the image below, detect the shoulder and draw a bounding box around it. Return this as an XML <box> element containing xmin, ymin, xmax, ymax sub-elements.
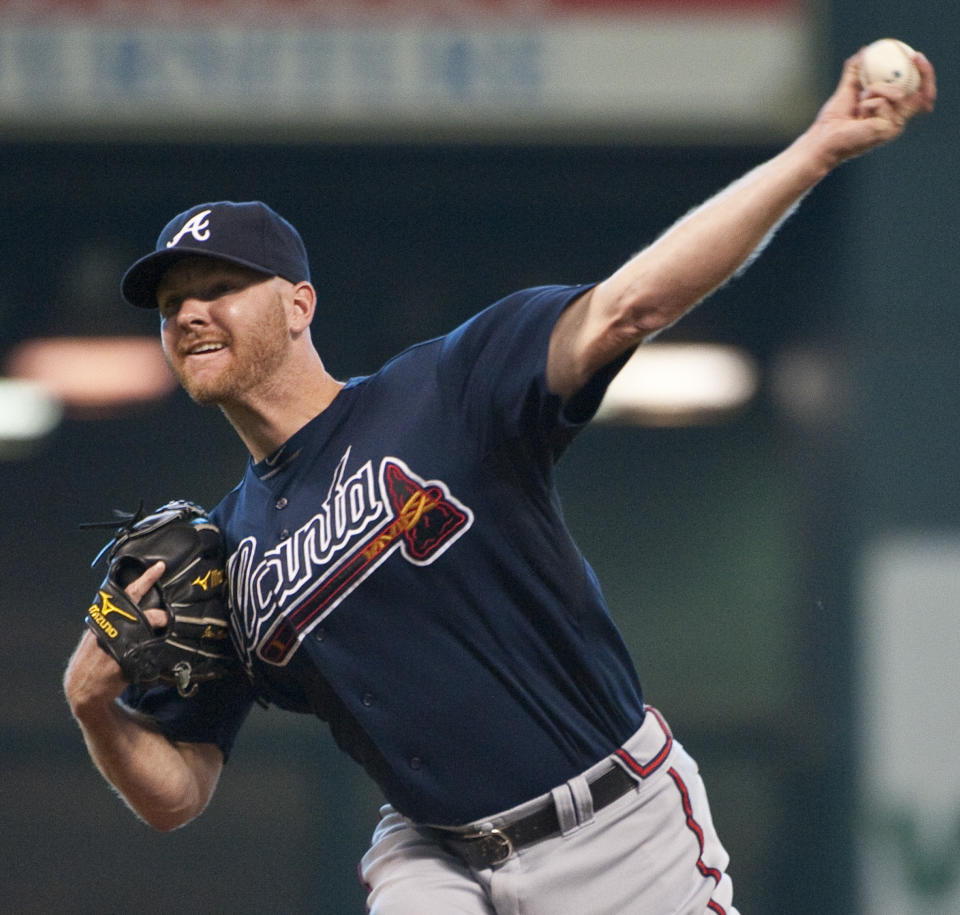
<box><xmin>437</xmin><ymin>284</ymin><xmax>594</xmax><ymax>365</ymax></box>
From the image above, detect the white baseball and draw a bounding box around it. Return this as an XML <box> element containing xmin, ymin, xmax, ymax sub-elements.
<box><xmin>859</xmin><ymin>39</ymin><xmax>921</xmax><ymax>95</ymax></box>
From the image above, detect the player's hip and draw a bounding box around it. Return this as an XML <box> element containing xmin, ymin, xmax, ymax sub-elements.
<box><xmin>361</xmin><ymin>707</ymin><xmax>737</xmax><ymax>914</ymax></box>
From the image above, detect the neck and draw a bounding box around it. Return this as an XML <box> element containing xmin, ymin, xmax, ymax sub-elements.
<box><xmin>220</xmin><ymin>358</ymin><xmax>343</xmax><ymax>463</ymax></box>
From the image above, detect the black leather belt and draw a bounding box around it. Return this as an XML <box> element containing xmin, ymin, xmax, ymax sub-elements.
<box><xmin>429</xmin><ymin>763</ymin><xmax>637</xmax><ymax>869</ymax></box>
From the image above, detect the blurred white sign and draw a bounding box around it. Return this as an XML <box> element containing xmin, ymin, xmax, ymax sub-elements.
<box><xmin>0</xmin><ymin>0</ymin><xmax>813</xmax><ymax>140</ymax></box>
<box><xmin>858</xmin><ymin>534</ymin><xmax>960</xmax><ymax>914</ymax></box>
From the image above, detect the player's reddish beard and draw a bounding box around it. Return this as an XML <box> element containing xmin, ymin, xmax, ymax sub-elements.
<box><xmin>164</xmin><ymin>290</ymin><xmax>292</xmax><ymax>406</ymax></box>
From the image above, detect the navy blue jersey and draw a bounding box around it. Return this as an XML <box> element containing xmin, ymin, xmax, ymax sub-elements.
<box><xmin>125</xmin><ymin>284</ymin><xmax>646</xmax><ymax>825</ymax></box>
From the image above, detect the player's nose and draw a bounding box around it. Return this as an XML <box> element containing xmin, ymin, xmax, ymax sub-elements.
<box><xmin>174</xmin><ymin>294</ymin><xmax>215</xmax><ymax>328</ymax></box>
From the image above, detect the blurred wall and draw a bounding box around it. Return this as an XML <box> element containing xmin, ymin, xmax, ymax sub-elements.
<box><xmin>1</xmin><ymin>5</ymin><xmax>955</xmax><ymax>915</ymax></box>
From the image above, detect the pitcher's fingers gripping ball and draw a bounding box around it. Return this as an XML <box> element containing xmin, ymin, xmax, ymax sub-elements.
<box><xmin>84</xmin><ymin>500</ymin><xmax>240</xmax><ymax>697</ymax></box>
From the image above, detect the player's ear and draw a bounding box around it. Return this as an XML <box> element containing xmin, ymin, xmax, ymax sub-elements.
<box><xmin>288</xmin><ymin>281</ymin><xmax>317</xmax><ymax>332</ymax></box>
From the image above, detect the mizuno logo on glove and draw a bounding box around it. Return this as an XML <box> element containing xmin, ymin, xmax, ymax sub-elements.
<box><xmin>87</xmin><ymin>590</ymin><xmax>137</xmax><ymax>640</ymax></box>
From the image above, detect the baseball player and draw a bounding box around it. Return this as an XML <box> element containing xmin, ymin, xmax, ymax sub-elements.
<box><xmin>64</xmin><ymin>52</ymin><xmax>934</xmax><ymax>914</ymax></box>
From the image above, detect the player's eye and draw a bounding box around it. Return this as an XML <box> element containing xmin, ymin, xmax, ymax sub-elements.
<box><xmin>158</xmin><ymin>297</ymin><xmax>182</xmax><ymax>319</ymax></box>
<box><xmin>186</xmin><ymin>282</ymin><xmax>233</xmax><ymax>303</ymax></box>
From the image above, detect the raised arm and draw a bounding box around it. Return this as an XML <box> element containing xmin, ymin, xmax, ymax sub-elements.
<box><xmin>547</xmin><ymin>49</ymin><xmax>936</xmax><ymax>400</ymax></box>
<box><xmin>63</xmin><ymin>561</ymin><xmax>223</xmax><ymax>831</ymax></box>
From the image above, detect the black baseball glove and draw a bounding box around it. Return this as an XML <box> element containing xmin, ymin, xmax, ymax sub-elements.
<box><xmin>84</xmin><ymin>500</ymin><xmax>240</xmax><ymax>697</ymax></box>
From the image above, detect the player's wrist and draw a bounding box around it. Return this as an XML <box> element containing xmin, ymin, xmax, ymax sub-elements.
<box><xmin>784</xmin><ymin>129</ymin><xmax>846</xmax><ymax>183</ymax></box>
<box><xmin>65</xmin><ymin>673</ymin><xmax>126</xmax><ymax>726</ymax></box>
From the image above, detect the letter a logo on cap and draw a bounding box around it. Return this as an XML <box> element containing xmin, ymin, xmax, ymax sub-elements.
<box><xmin>166</xmin><ymin>209</ymin><xmax>212</xmax><ymax>248</ymax></box>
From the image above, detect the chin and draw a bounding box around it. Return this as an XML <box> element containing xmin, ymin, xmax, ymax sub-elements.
<box><xmin>177</xmin><ymin>365</ymin><xmax>231</xmax><ymax>405</ymax></box>
<box><xmin>186</xmin><ymin>389</ymin><xmax>220</xmax><ymax>406</ymax></box>
<box><xmin>181</xmin><ymin>377</ymin><xmax>226</xmax><ymax>405</ymax></box>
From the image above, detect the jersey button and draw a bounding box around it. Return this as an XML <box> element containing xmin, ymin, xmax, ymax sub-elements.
<box><xmin>362</xmin><ymin>692</ymin><xmax>375</xmax><ymax>707</ymax></box>
<box><xmin>409</xmin><ymin>756</ymin><xmax>422</xmax><ymax>770</ymax></box>
<box><xmin>275</xmin><ymin>497</ymin><xmax>288</xmax><ymax>510</ymax></box>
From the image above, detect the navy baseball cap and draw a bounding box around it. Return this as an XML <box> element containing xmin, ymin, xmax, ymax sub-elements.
<box><xmin>121</xmin><ymin>200</ymin><xmax>311</xmax><ymax>308</ymax></box>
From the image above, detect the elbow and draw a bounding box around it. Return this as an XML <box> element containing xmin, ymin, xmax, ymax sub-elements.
<box><xmin>137</xmin><ymin>792</ymin><xmax>210</xmax><ymax>833</ymax></box>
<box><xmin>145</xmin><ymin>809</ymin><xmax>201</xmax><ymax>833</ymax></box>
<box><xmin>139</xmin><ymin>745</ymin><xmax>221</xmax><ymax>833</ymax></box>
<box><xmin>601</xmin><ymin>274</ymin><xmax>693</xmax><ymax>342</ymax></box>
<box><xmin>143</xmin><ymin>812</ymin><xmax>183</xmax><ymax>833</ymax></box>
<box><xmin>612</xmin><ymin>288</ymin><xmax>683</xmax><ymax>342</ymax></box>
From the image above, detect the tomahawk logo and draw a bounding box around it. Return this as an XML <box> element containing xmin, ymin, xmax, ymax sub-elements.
<box><xmin>230</xmin><ymin>452</ymin><xmax>473</xmax><ymax>667</ymax></box>
<box><xmin>166</xmin><ymin>209</ymin><xmax>212</xmax><ymax>248</ymax></box>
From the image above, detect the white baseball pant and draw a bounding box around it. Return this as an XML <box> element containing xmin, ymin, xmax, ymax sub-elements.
<box><xmin>360</xmin><ymin>707</ymin><xmax>738</xmax><ymax>915</ymax></box>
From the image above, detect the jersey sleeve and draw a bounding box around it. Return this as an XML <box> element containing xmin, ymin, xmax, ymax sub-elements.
<box><xmin>436</xmin><ymin>283</ymin><xmax>625</xmax><ymax>454</ymax></box>
<box><xmin>119</xmin><ymin>672</ymin><xmax>256</xmax><ymax>762</ymax></box>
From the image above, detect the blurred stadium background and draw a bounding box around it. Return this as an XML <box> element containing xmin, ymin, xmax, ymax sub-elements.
<box><xmin>1</xmin><ymin>2</ymin><xmax>957</xmax><ymax>912</ymax></box>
